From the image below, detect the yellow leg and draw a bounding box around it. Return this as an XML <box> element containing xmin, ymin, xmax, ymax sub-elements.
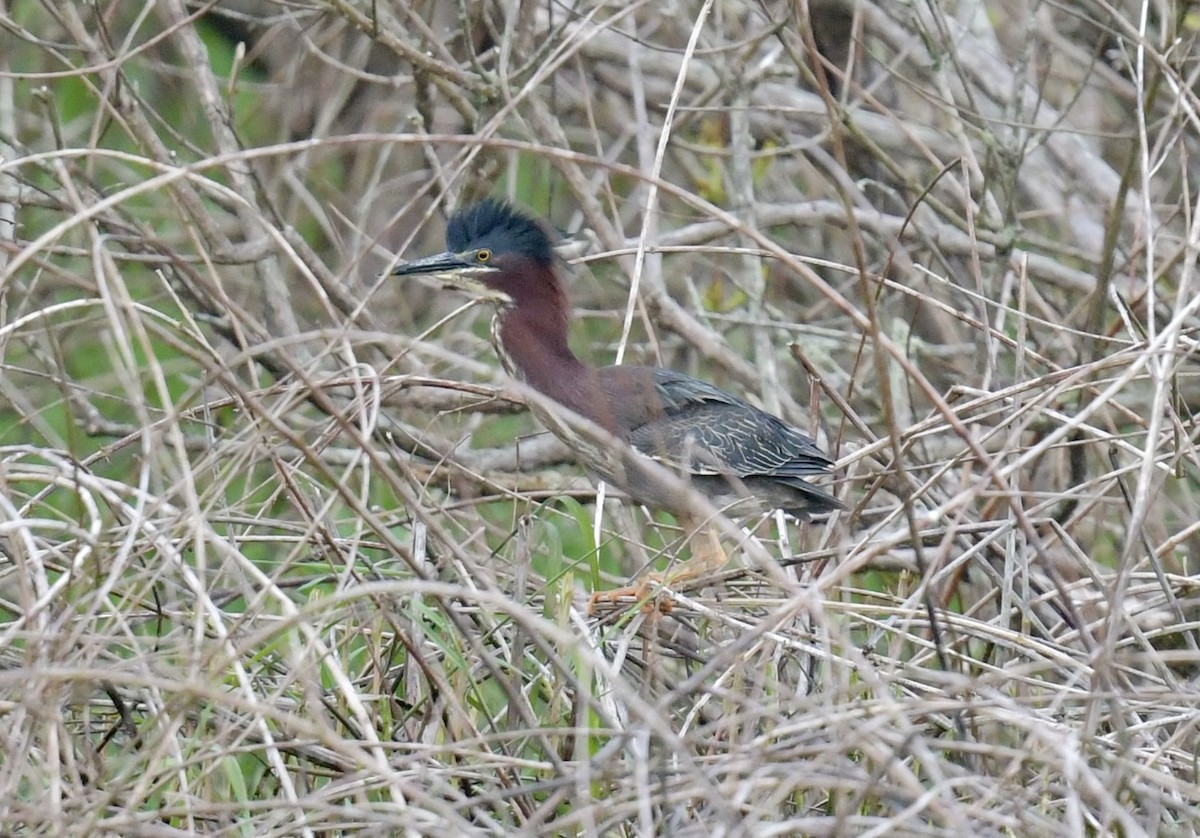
<box><xmin>587</xmin><ymin>516</ymin><xmax>730</xmax><ymax>613</ymax></box>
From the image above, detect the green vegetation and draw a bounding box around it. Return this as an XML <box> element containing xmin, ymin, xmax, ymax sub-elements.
<box><xmin>1</xmin><ymin>1</ymin><xmax>1197</xmax><ymax>834</ymax></box>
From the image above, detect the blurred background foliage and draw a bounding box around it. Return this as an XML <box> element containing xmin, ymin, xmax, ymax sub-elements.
<box><xmin>2</xmin><ymin>0</ymin><xmax>1200</xmax><ymax>834</ymax></box>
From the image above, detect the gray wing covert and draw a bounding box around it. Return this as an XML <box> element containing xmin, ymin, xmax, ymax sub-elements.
<box><xmin>629</xmin><ymin>369</ymin><xmax>834</xmax><ymax>480</ymax></box>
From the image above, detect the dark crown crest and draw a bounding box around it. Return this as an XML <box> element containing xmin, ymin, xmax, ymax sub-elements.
<box><xmin>445</xmin><ymin>199</ymin><xmax>555</xmax><ymax>265</ymax></box>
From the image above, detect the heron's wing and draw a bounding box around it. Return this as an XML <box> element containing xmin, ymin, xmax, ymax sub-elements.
<box><xmin>626</xmin><ymin>369</ymin><xmax>833</xmax><ymax>479</ymax></box>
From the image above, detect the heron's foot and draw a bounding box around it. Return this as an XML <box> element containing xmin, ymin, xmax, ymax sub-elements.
<box><xmin>587</xmin><ymin>522</ymin><xmax>731</xmax><ymax>615</ymax></box>
<box><xmin>587</xmin><ymin>574</ymin><xmax>673</xmax><ymax>614</ymax></box>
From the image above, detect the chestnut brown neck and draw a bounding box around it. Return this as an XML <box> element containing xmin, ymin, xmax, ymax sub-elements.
<box><xmin>488</xmin><ymin>270</ymin><xmax>601</xmax><ymax>423</ymax></box>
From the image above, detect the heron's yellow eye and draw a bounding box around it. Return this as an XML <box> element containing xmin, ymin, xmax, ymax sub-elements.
<box><xmin>476</xmin><ymin>249</ymin><xmax>492</xmax><ymax>263</ymax></box>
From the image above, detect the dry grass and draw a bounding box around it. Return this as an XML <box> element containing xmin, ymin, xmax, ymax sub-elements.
<box><xmin>1</xmin><ymin>0</ymin><xmax>1199</xmax><ymax>834</ymax></box>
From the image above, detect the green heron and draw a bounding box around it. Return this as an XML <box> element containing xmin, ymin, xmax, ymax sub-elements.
<box><xmin>392</xmin><ymin>199</ymin><xmax>840</xmax><ymax>608</ymax></box>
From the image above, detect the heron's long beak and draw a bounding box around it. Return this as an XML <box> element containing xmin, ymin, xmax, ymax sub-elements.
<box><xmin>390</xmin><ymin>251</ymin><xmax>475</xmax><ymax>278</ymax></box>
<box><xmin>389</xmin><ymin>250</ymin><xmax>507</xmax><ymax>303</ymax></box>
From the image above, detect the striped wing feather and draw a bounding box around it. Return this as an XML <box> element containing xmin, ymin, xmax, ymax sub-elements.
<box><xmin>628</xmin><ymin>369</ymin><xmax>833</xmax><ymax>480</ymax></box>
